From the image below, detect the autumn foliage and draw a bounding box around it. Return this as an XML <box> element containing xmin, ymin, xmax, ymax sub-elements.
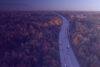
<box><xmin>61</xmin><ymin>12</ymin><xmax>100</xmax><ymax>67</ymax></box>
<box><xmin>0</xmin><ymin>12</ymin><xmax>61</xmax><ymax>67</ymax></box>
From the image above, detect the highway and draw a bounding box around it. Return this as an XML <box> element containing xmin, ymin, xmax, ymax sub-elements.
<box><xmin>58</xmin><ymin>14</ymin><xmax>80</xmax><ymax>67</ymax></box>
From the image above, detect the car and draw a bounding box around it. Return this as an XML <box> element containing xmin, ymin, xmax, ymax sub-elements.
<box><xmin>65</xmin><ymin>64</ymin><xmax>68</xmax><ymax>67</ymax></box>
<box><xmin>67</xmin><ymin>44</ymin><xmax>70</xmax><ymax>49</ymax></box>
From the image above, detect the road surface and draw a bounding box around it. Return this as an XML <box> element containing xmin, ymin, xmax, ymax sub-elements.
<box><xmin>58</xmin><ymin>14</ymin><xmax>80</xmax><ymax>67</ymax></box>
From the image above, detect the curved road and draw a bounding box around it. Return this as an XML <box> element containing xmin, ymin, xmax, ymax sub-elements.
<box><xmin>58</xmin><ymin>14</ymin><xmax>80</xmax><ymax>67</ymax></box>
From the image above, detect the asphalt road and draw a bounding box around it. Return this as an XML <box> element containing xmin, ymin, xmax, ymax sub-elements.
<box><xmin>58</xmin><ymin>14</ymin><xmax>80</xmax><ymax>67</ymax></box>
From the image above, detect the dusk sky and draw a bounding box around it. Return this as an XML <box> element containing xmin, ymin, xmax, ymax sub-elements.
<box><xmin>0</xmin><ymin>0</ymin><xmax>100</xmax><ymax>11</ymax></box>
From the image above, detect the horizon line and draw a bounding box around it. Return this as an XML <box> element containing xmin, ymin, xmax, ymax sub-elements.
<box><xmin>1</xmin><ymin>10</ymin><xmax>100</xmax><ymax>12</ymax></box>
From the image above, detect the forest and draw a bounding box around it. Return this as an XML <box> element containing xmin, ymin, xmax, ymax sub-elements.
<box><xmin>61</xmin><ymin>11</ymin><xmax>100</xmax><ymax>67</ymax></box>
<box><xmin>0</xmin><ymin>11</ymin><xmax>61</xmax><ymax>67</ymax></box>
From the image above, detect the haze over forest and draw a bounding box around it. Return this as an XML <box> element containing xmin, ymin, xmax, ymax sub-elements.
<box><xmin>0</xmin><ymin>0</ymin><xmax>100</xmax><ymax>11</ymax></box>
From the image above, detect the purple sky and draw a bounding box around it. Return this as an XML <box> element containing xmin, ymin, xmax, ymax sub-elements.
<box><xmin>0</xmin><ymin>0</ymin><xmax>100</xmax><ymax>11</ymax></box>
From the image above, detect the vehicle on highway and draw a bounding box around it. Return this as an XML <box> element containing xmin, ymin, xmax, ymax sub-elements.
<box><xmin>65</xmin><ymin>64</ymin><xmax>68</xmax><ymax>67</ymax></box>
<box><xmin>67</xmin><ymin>44</ymin><xmax>70</xmax><ymax>49</ymax></box>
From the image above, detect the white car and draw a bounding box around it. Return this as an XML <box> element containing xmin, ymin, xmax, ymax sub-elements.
<box><xmin>67</xmin><ymin>45</ymin><xmax>70</xmax><ymax>49</ymax></box>
<box><xmin>65</xmin><ymin>64</ymin><xmax>68</xmax><ymax>67</ymax></box>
